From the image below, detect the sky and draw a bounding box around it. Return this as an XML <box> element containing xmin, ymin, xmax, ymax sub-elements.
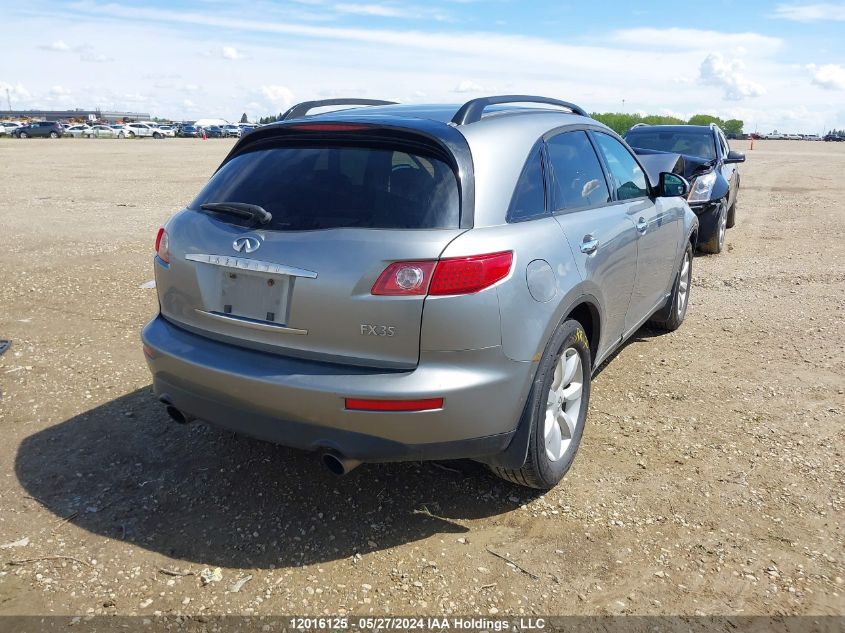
<box><xmin>1</xmin><ymin>0</ymin><xmax>843</xmax><ymax>132</ymax></box>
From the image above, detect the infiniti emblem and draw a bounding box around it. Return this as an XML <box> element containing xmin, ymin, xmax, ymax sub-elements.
<box><xmin>233</xmin><ymin>236</ymin><xmax>261</xmax><ymax>253</ymax></box>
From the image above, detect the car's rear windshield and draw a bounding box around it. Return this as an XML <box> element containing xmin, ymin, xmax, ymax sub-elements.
<box><xmin>625</xmin><ymin>130</ymin><xmax>717</xmax><ymax>160</ymax></box>
<box><xmin>189</xmin><ymin>144</ymin><xmax>460</xmax><ymax>230</ymax></box>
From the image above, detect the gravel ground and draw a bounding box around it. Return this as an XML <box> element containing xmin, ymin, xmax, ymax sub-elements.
<box><xmin>0</xmin><ymin>138</ymin><xmax>842</xmax><ymax>618</ymax></box>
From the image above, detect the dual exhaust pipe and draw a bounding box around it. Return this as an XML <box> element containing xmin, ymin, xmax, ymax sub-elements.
<box><xmin>159</xmin><ymin>397</ymin><xmax>361</xmax><ymax>476</ymax></box>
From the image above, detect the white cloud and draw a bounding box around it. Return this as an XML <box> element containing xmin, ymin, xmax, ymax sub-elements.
<box><xmin>40</xmin><ymin>39</ymin><xmax>72</xmax><ymax>52</ymax></box>
<box><xmin>334</xmin><ymin>3</ymin><xmax>406</xmax><ymax>17</ymax></box>
<box><xmin>807</xmin><ymin>63</ymin><xmax>845</xmax><ymax>89</ymax></box>
<box><xmin>260</xmin><ymin>85</ymin><xmax>295</xmax><ymax>109</ymax></box>
<box><xmin>454</xmin><ymin>79</ymin><xmax>484</xmax><ymax>93</ymax></box>
<box><xmin>611</xmin><ymin>28</ymin><xmax>783</xmax><ymax>55</ymax></box>
<box><xmin>699</xmin><ymin>52</ymin><xmax>766</xmax><ymax>100</ymax></box>
<box><xmin>773</xmin><ymin>3</ymin><xmax>845</xmax><ymax>21</ymax></box>
<box><xmin>80</xmin><ymin>51</ymin><xmax>112</xmax><ymax>63</ymax></box>
<box><xmin>221</xmin><ymin>46</ymin><xmax>244</xmax><ymax>60</ymax></box>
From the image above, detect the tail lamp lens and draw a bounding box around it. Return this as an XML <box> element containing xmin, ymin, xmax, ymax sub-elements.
<box><xmin>371</xmin><ymin>261</ymin><xmax>436</xmax><ymax>295</ymax></box>
<box><xmin>371</xmin><ymin>251</ymin><xmax>513</xmax><ymax>297</ymax></box>
<box><xmin>155</xmin><ymin>227</ymin><xmax>170</xmax><ymax>264</ymax></box>
<box><xmin>429</xmin><ymin>251</ymin><xmax>513</xmax><ymax>295</ymax></box>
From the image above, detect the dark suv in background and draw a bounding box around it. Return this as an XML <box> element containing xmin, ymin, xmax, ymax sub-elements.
<box><xmin>624</xmin><ymin>124</ymin><xmax>745</xmax><ymax>254</ymax></box>
<box><xmin>12</xmin><ymin>121</ymin><xmax>64</xmax><ymax>139</ymax></box>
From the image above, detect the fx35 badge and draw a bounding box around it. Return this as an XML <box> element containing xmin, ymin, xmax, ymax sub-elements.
<box><xmin>360</xmin><ymin>324</ymin><xmax>396</xmax><ymax>337</ymax></box>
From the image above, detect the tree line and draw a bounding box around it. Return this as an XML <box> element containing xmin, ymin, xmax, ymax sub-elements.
<box><xmin>590</xmin><ymin>112</ymin><xmax>743</xmax><ymax>136</ymax></box>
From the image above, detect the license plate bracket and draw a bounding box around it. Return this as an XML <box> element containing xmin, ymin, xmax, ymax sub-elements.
<box><xmin>218</xmin><ymin>271</ymin><xmax>290</xmax><ymax>325</ymax></box>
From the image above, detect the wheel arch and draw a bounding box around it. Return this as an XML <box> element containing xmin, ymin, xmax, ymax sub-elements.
<box><xmin>480</xmin><ymin>293</ymin><xmax>602</xmax><ymax>471</ymax></box>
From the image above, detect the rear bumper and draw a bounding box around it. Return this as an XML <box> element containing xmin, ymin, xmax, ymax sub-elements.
<box><xmin>141</xmin><ymin>315</ymin><xmax>532</xmax><ymax>462</ymax></box>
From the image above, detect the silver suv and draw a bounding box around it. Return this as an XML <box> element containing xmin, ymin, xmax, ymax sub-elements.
<box><xmin>142</xmin><ymin>96</ymin><xmax>698</xmax><ymax>489</ymax></box>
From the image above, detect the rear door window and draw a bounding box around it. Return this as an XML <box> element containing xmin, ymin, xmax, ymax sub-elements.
<box><xmin>190</xmin><ymin>144</ymin><xmax>460</xmax><ymax>230</ymax></box>
<box><xmin>545</xmin><ymin>131</ymin><xmax>611</xmax><ymax>212</ymax></box>
<box><xmin>593</xmin><ymin>133</ymin><xmax>649</xmax><ymax>201</ymax></box>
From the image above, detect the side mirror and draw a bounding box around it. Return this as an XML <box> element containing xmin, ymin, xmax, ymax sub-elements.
<box><xmin>657</xmin><ymin>172</ymin><xmax>689</xmax><ymax>198</ymax></box>
<box><xmin>725</xmin><ymin>150</ymin><xmax>746</xmax><ymax>163</ymax></box>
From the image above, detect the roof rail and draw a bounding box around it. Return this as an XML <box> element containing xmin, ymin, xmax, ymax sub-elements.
<box><xmin>280</xmin><ymin>99</ymin><xmax>398</xmax><ymax>121</ymax></box>
<box><xmin>451</xmin><ymin>95</ymin><xmax>588</xmax><ymax>125</ymax></box>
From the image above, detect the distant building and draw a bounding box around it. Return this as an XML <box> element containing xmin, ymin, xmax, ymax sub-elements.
<box><xmin>0</xmin><ymin>109</ymin><xmax>152</xmax><ymax>122</ymax></box>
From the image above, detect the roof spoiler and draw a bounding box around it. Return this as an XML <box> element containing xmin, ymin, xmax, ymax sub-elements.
<box><xmin>451</xmin><ymin>95</ymin><xmax>589</xmax><ymax>125</ymax></box>
<box><xmin>280</xmin><ymin>99</ymin><xmax>398</xmax><ymax>121</ymax></box>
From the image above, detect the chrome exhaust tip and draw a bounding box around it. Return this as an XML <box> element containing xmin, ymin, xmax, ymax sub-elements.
<box><xmin>321</xmin><ymin>450</ymin><xmax>362</xmax><ymax>476</ymax></box>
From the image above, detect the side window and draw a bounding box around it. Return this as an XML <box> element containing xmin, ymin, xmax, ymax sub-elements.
<box><xmin>593</xmin><ymin>133</ymin><xmax>649</xmax><ymax>201</ymax></box>
<box><xmin>508</xmin><ymin>148</ymin><xmax>547</xmax><ymax>222</ymax></box>
<box><xmin>546</xmin><ymin>131</ymin><xmax>610</xmax><ymax>211</ymax></box>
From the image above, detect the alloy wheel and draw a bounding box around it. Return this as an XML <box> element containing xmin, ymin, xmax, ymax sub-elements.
<box><xmin>677</xmin><ymin>252</ymin><xmax>691</xmax><ymax>319</ymax></box>
<box><xmin>544</xmin><ymin>347</ymin><xmax>584</xmax><ymax>462</ymax></box>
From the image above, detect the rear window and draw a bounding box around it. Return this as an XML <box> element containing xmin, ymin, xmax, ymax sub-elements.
<box><xmin>625</xmin><ymin>130</ymin><xmax>717</xmax><ymax>160</ymax></box>
<box><xmin>190</xmin><ymin>144</ymin><xmax>460</xmax><ymax>230</ymax></box>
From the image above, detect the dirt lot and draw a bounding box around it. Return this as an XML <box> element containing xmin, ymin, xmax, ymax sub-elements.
<box><xmin>0</xmin><ymin>138</ymin><xmax>842</xmax><ymax>619</ymax></box>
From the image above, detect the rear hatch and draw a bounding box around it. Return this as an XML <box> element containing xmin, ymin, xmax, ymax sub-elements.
<box><xmin>156</xmin><ymin>122</ymin><xmax>472</xmax><ymax>369</ymax></box>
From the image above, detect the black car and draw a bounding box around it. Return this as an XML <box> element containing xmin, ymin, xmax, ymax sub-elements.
<box><xmin>624</xmin><ymin>124</ymin><xmax>745</xmax><ymax>254</ymax></box>
<box><xmin>177</xmin><ymin>125</ymin><xmax>199</xmax><ymax>138</ymax></box>
<box><xmin>823</xmin><ymin>134</ymin><xmax>843</xmax><ymax>142</ymax></box>
<box><xmin>202</xmin><ymin>125</ymin><xmax>225</xmax><ymax>138</ymax></box>
<box><xmin>12</xmin><ymin>121</ymin><xmax>64</xmax><ymax>139</ymax></box>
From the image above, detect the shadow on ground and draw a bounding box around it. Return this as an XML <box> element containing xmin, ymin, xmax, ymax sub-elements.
<box><xmin>15</xmin><ymin>387</ymin><xmax>535</xmax><ymax>568</ymax></box>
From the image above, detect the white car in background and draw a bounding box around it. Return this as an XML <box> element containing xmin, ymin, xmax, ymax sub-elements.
<box><xmin>156</xmin><ymin>125</ymin><xmax>176</xmax><ymax>137</ymax></box>
<box><xmin>85</xmin><ymin>124</ymin><xmax>119</xmax><ymax>139</ymax></box>
<box><xmin>109</xmin><ymin>125</ymin><xmax>130</xmax><ymax>138</ymax></box>
<box><xmin>1</xmin><ymin>121</ymin><xmax>25</xmax><ymax>135</ymax></box>
<box><xmin>125</xmin><ymin>122</ymin><xmax>166</xmax><ymax>139</ymax></box>
<box><xmin>65</xmin><ymin>124</ymin><xmax>93</xmax><ymax>138</ymax></box>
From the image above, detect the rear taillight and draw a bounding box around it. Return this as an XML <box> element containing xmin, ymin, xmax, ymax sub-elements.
<box><xmin>371</xmin><ymin>261</ymin><xmax>437</xmax><ymax>295</ymax></box>
<box><xmin>155</xmin><ymin>227</ymin><xmax>170</xmax><ymax>264</ymax></box>
<box><xmin>371</xmin><ymin>251</ymin><xmax>513</xmax><ymax>297</ymax></box>
<box><xmin>429</xmin><ymin>251</ymin><xmax>513</xmax><ymax>295</ymax></box>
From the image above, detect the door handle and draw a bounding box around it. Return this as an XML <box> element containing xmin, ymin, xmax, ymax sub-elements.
<box><xmin>580</xmin><ymin>236</ymin><xmax>599</xmax><ymax>254</ymax></box>
<box><xmin>636</xmin><ymin>217</ymin><xmax>648</xmax><ymax>234</ymax></box>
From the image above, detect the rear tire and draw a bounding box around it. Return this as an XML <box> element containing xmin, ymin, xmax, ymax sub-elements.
<box><xmin>128</xmin><ymin>132</ymin><xmax>135</xmax><ymax>138</ymax></box>
<box><xmin>19</xmin><ymin>132</ymin><xmax>28</xmax><ymax>139</ymax></box>
<box><xmin>491</xmin><ymin>319</ymin><xmax>591</xmax><ymax>490</ymax></box>
<box><xmin>49</xmin><ymin>131</ymin><xmax>59</xmax><ymax>139</ymax></box>
<box><xmin>153</xmin><ymin>132</ymin><xmax>162</xmax><ymax>139</ymax></box>
<box><xmin>649</xmin><ymin>242</ymin><xmax>693</xmax><ymax>332</ymax></box>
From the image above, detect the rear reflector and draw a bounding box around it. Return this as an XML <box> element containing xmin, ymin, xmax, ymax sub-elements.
<box><xmin>142</xmin><ymin>344</ymin><xmax>155</xmax><ymax>359</ymax></box>
<box><xmin>345</xmin><ymin>398</ymin><xmax>444</xmax><ymax>412</ymax></box>
<box><xmin>289</xmin><ymin>123</ymin><xmax>369</xmax><ymax>132</ymax></box>
<box><xmin>429</xmin><ymin>251</ymin><xmax>513</xmax><ymax>295</ymax></box>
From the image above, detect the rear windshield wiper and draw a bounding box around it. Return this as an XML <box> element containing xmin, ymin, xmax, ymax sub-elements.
<box><xmin>198</xmin><ymin>202</ymin><xmax>272</xmax><ymax>224</ymax></box>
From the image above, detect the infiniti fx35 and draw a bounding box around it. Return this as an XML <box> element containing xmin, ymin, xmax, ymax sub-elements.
<box><xmin>142</xmin><ymin>96</ymin><xmax>698</xmax><ymax>489</ymax></box>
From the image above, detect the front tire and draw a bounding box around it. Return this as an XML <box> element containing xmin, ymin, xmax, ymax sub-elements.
<box><xmin>699</xmin><ymin>201</ymin><xmax>727</xmax><ymax>254</ymax></box>
<box><xmin>19</xmin><ymin>132</ymin><xmax>28</xmax><ymax>139</ymax></box>
<box><xmin>49</xmin><ymin>131</ymin><xmax>59</xmax><ymax>139</ymax></box>
<box><xmin>491</xmin><ymin>319</ymin><xmax>591</xmax><ymax>490</ymax></box>
<box><xmin>649</xmin><ymin>241</ymin><xmax>693</xmax><ymax>332</ymax></box>
<box><xmin>726</xmin><ymin>200</ymin><xmax>737</xmax><ymax>228</ymax></box>
<box><xmin>153</xmin><ymin>132</ymin><xmax>162</xmax><ymax>139</ymax></box>
<box><xmin>128</xmin><ymin>132</ymin><xmax>135</xmax><ymax>138</ymax></box>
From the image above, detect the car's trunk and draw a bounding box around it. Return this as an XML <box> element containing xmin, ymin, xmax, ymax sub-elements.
<box><xmin>157</xmin><ymin>215</ymin><xmax>464</xmax><ymax>368</ymax></box>
<box><xmin>155</xmin><ymin>129</ymin><xmax>470</xmax><ymax>369</ymax></box>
